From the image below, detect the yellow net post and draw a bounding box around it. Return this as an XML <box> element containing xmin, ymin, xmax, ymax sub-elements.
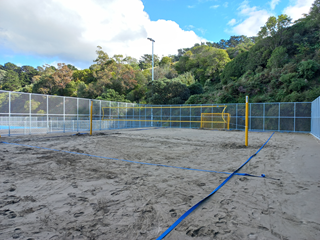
<box><xmin>245</xmin><ymin>96</ymin><xmax>249</xmax><ymax>146</ymax></box>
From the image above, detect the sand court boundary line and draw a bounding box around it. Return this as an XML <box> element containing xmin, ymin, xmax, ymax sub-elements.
<box><xmin>157</xmin><ymin>132</ymin><xmax>275</xmax><ymax>239</ymax></box>
<box><xmin>0</xmin><ymin>140</ymin><xmax>269</xmax><ymax>179</ymax></box>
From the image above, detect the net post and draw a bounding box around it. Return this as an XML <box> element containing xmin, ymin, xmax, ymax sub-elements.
<box><xmin>245</xmin><ymin>96</ymin><xmax>249</xmax><ymax>146</ymax></box>
<box><xmin>90</xmin><ymin>100</ymin><xmax>93</xmax><ymax>135</ymax></box>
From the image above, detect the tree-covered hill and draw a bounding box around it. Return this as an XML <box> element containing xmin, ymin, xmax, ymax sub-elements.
<box><xmin>1</xmin><ymin>0</ymin><xmax>319</xmax><ymax>104</ymax></box>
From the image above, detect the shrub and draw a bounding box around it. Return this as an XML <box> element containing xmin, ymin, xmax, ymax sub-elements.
<box><xmin>298</xmin><ymin>60</ymin><xmax>320</xmax><ymax>80</ymax></box>
<box><xmin>188</xmin><ymin>82</ymin><xmax>203</xmax><ymax>95</ymax></box>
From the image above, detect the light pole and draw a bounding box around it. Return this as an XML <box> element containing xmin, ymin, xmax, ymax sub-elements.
<box><xmin>147</xmin><ymin>37</ymin><xmax>155</xmax><ymax>81</ymax></box>
<box><xmin>147</xmin><ymin>38</ymin><xmax>155</xmax><ymax>127</ymax></box>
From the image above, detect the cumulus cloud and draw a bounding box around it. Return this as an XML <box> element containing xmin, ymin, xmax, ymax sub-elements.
<box><xmin>210</xmin><ymin>5</ymin><xmax>220</xmax><ymax>9</ymax></box>
<box><xmin>227</xmin><ymin>19</ymin><xmax>237</xmax><ymax>26</ymax></box>
<box><xmin>270</xmin><ymin>0</ymin><xmax>280</xmax><ymax>10</ymax></box>
<box><xmin>0</xmin><ymin>0</ymin><xmax>204</xmax><ymax>67</ymax></box>
<box><xmin>283</xmin><ymin>0</ymin><xmax>314</xmax><ymax>21</ymax></box>
<box><xmin>227</xmin><ymin>1</ymin><xmax>271</xmax><ymax>37</ymax></box>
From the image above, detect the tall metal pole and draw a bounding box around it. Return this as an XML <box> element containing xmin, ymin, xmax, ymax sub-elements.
<box><xmin>152</xmin><ymin>41</ymin><xmax>154</xmax><ymax>81</ymax></box>
<box><xmin>147</xmin><ymin>38</ymin><xmax>155</xmax><ymax>127</ymax></box>
<box><xmin>147</xmin><ymin>37</ymin><xmax>155</xmax><ymax>81</ymax></box>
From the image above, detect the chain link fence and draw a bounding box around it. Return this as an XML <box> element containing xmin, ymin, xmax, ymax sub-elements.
<box><xmin>311</xmin><ymin>96</ymin><xmax>320</xmax><ymax>140</ymax></box>
<box><xmin>0</xmin><ymin>90</ymin><xmax>314</xmax><ymax>136</ymax></box>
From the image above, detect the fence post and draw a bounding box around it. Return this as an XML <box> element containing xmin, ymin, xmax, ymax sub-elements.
<box><xmin>77</xmin><ymin>98</ymin><xmax>79</xmax><ymax>132</ymax></box>
<box><xmin>190</xmin><ymin>105</ymin><xmax>191</xmax><ymax>129</ymax></box>
<box><xmin>8</xmin><ymin>92</ymin><xmax>11</xmax><ymax>136</ymax></box>
<box><xmin>151</xmin><ymin>106</ymin><xmax>153</xmax><ymax>127</ymax></box>
<box><xmin>245</xmin><ymin>96</ymin><xmax>249</xmax><ymax>146</ymax></box>
<box><xmin>249</xmin><ymin>103</ymin><xmax>251</xmax><ymax>131</ymax></box>
<box><xmin>236</xmin><ymin>104</ymin><xmax>238</xmax><ymax>130</ymax></box>
<box><xmin>63</xmin><ymin>97</ymin><xmax>65</xmax><ymax>133</ymax></box>
<box><xmin>278</xmin><ymin>103</ymin><xmax>280</xmax><ymax>132</ymax></box>
<box><xmin>170</xmin><ymin>106</ymin><xmax>171</xmax><ymax>128</ymax></box>
<box><xmin>29</xmin><ymin>93</ymin><xmax>31</xmax><ymax>135</ymax></box>
<box><xmin>180</xmin><ymin>105</ymin><xmax>182</xmax><ymax>128</ymax></box>
<box><xmin>47</xmin><ymin>95</ymin><xmax>49</xmax><ymax>133</ymax></box>
<box><xmin>294</xmin><ymin>102</ymin><xmax>296</xmax><ymax>132</ymax></box>
<box><xmin>118</xmin><ymin>102</ymin><xmax>120</xmax><ymax>129</ymax></box>
<box><xmin>100</xmin><ymin>100</ymin><xmax>102</xmax><ymax>131</ymax></box>
<box><xmin>161</xmin><ymin>105</ymin><xmax>162</xmax><ymax>128</ymax></box>
<box><xmin>263</xmin><ymin>103</ymin><xmax>265</xmax><ymax>131</ymax></box>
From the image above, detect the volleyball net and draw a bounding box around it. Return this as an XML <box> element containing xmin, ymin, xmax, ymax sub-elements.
<box><xmin>102</xmin><ymin>105</ymin><xmax>231</xmax><ymax>130</ymax></box>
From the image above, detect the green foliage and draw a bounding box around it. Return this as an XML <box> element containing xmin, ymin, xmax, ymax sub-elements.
<box><xmin>174</xmin><ymin>45</ymin><xmax>230</xmax><ymax>85</ymax></box>
<box><xmin>73</xmin><ymin>69</ymin><xmax>95</xmax><ymax>84</ymax></box>
<box><xmin>146</xmin><ymin>78</ymin><xmax>190</xmax><ymax>104</ymax></box>
<box><xmin>139</xmin><ymin>54</ymin><xmax>160</xmax><ymax>70</ymax></box>
<box><xmin>173</xmin><ymin>72</ymin><xmax>195</xmax><ymax>86</ymax></box>
<box><xmin>267</xmin><ymin>46</ymin><xmax>288</xmax><ymax>68</ymax></box>
<box><xmin>1</xmin><ymin>70</ymin><xmax>21</xmax><ymax>91</ymax></box>
<box><xmin>188</xmin><ymin>82</ymin><xmax>203</xmax><ymax>95</ymax></box>
<box><xmin>297</xmin><ymin>60</ymin><xmax>320</xmax><ymax>80</ymax></box>
<box><xmin>289</xmin><ymin>78</ymin><xmax>308</xmax><ymax>92</ymax></box>
<box><xmin>126</xmin><ymin>84</ymin><xmax>147</xmax><ymax>103</ymax></box>
<box><xmin>96</xmin><ymin>89</ymin><xmax>130</xmax><ymax>103</ymax></box>
<box><xmin>220</xmin><ymin>51</ymin><xmax>248</xmax><ymax>84</ymax></box>
<box><xmin>159</xmin><ymin>56</ymin><xmax>172</xmax><ymax>66</ymax></box>
<box><xmin>0</xmin><ymin>69</ymin><xmax>6</xmax><ymax>84</ymax></box>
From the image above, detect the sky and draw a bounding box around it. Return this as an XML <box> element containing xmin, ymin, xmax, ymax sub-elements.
<box><xmin>0</xmin><ymin>0</ymin><xmax>315</xmax><ymax>70</ymax></box>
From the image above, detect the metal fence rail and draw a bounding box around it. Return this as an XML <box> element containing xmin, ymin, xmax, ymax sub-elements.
<box><xmin>0</xmin><ymin>90</ymin><xmax>315</xmax><ymax>136</ymax></box>
<box><xmin>311</xmin><ymin>96</ymin><xmax>320</xmax><ymax>140</ymax></box>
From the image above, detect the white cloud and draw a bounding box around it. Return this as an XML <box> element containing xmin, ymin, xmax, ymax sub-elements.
<box><xmin>210</xmin><ymin>5</ymin><xmax>220</xmax><ymax>9</ymax></box>
<box><xmin>227</xmin><ymin>19</ymin><xmax>237</xmax><ymax>26</ymax></box>
<box><xmin>0</xmin><ymin>0</ymin><xmax>204</xmax><ymax>68</ymax></box>
<box><xmin>227</xmin><ymin>1</ymin><xmax>271</xmax><ymax>37</ymax></box>
<box><xmin>187</xmin><ymin>5</ymin><xmax>195</xmax><ymax>8</ymax></box>
<box><xmin>283</xmin><ymin>0</ymin><xmax>314</xmax><ymax>21</ymax></box>
<box><xmin>270</xmin><ymin>0</ymin><xmax>280</xmax><ymax>10</ymax></box>
<box><xmin>223</xmin><ymin>2</ymin><xmax>229</xmax><ymax>8</ymax></box>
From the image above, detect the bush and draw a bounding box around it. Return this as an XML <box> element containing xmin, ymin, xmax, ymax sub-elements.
<box><xmin>289</xmin><ymin>78</ymin><xmax>307</xmax><ymax>92</ymax></box>
<box><xmin>279</xmin><ymin>73</ymin><xmax>298</xmax><ymax>84</ymax></box>
<box><xmin>188</xmin><ymin>82</ymin><xmax>203</xmax><ymax>95</ymax></box>
<box><xmin>298</xmin><ymin>60</ymin><xmax>320</xmax><ymax>80</ymax></box>
<box><xmin>267</xmin><ymin>46</ymin><xmax>288</xmax><ymax>69</ymax></box>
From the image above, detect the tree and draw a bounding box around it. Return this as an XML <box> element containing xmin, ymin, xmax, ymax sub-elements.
<box><xmin>146</xmin><ymin>78</ymin><xmax>190</xmax><ymax>104</ymax></box>
<box><xmin>159</xmin><ymin>56</ymin><xmax>172</xmax><ymax>66</ymax></box>
<box><xmin>73</xmin><ymin>69</ymin><xmax>95</xmax><ymax>84</ymax></box>
<box><xmin>87</xmin><ymin>46</ymin><xmax>138</xmax><ymax>98</ymax></box>
<box><xmin>267</xmin><ymin>46</ymin><xmax>288</xmax><ymax>68</ymax></box>
<box><xmin>3</xmin><ymin>62</ymin><xmax>19</xmax><ymax>72</ymax></box>
<box><xmin>174</xmin><ymin>45</ymin><xmax>231</xmax><ymax>84</ymax></box>
<box><xmin>67</xmin><ymin>64</ymin><xmax>78</xmax><ymax>70</ymax></box>
<box><xmin>1</xmin><ymin>70</ymin><xmax>21</xmax><ymax>91</ymax></box>
<box><xmin>96</xmin><ymin>89</ymin><xmax>130</xmax><ymax>102</ymax></box>
<box><xmin>52</xmin><ymin>63</ymin><xmax>74</xmax><ymax>94</ymax></box>
<box><xmin>258</xmin><ymin>14</ymin><xmax>291</xmax><ymax>49</ymax></box>
<box><xmin>138</xmin><ymin>54</ymin><xmax>160</xmax><ymax>70</ymax></box>
<box><xmin>0</xmin><ymin>70</ymin><xmax>6</xmax><ymax>85</ymax></box>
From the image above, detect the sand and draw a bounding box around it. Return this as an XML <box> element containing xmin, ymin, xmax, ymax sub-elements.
<box><xmin>0</xmin><ymin>128</ymin><xmax>320</xmax><ymax>240</ymax></box>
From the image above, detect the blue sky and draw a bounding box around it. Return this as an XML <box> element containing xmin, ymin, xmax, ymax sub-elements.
<box><xmin>0</xmin><ymin>0</ymin><xmax>315</xmax><ymax>70</ymax></box>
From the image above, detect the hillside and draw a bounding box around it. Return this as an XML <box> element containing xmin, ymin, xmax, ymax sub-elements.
<box><xmin>0</xmin><ymin>0</ymin><xmax>319</xmax><ymax>104</ymax></box>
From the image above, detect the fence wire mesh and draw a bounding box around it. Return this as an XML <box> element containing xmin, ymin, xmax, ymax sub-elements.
<box><xmin>0</xmin><ymin>90</ymin><xmax>315</xmax><ymax>136</ymax></box>
<box><xmin>311</xmin><ymin>96</ymin><xmax>320</xmax><ymax>140</ymax></box>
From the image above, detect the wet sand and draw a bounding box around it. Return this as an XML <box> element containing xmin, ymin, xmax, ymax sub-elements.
<box><xmin>0</xmin><ymin>128</ymin><xmax>320</xmax><ymax>240</ymax></box>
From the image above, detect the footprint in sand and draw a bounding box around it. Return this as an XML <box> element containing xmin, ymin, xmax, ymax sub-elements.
<box><xmin>169</xmin><ymin>209</ymin><xmax>177</xmax><ymax>217</ymax></box>
<box><xmin>74</xmin><ymin>212</ymin><xmax>84</xmax><ymax>217</ymax></box>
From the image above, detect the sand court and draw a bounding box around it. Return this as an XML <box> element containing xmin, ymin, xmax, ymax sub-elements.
<box><xmin>0</xmin><ymin>128</ymin><xmax>320</xmax><ymax>239</ymax></box>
